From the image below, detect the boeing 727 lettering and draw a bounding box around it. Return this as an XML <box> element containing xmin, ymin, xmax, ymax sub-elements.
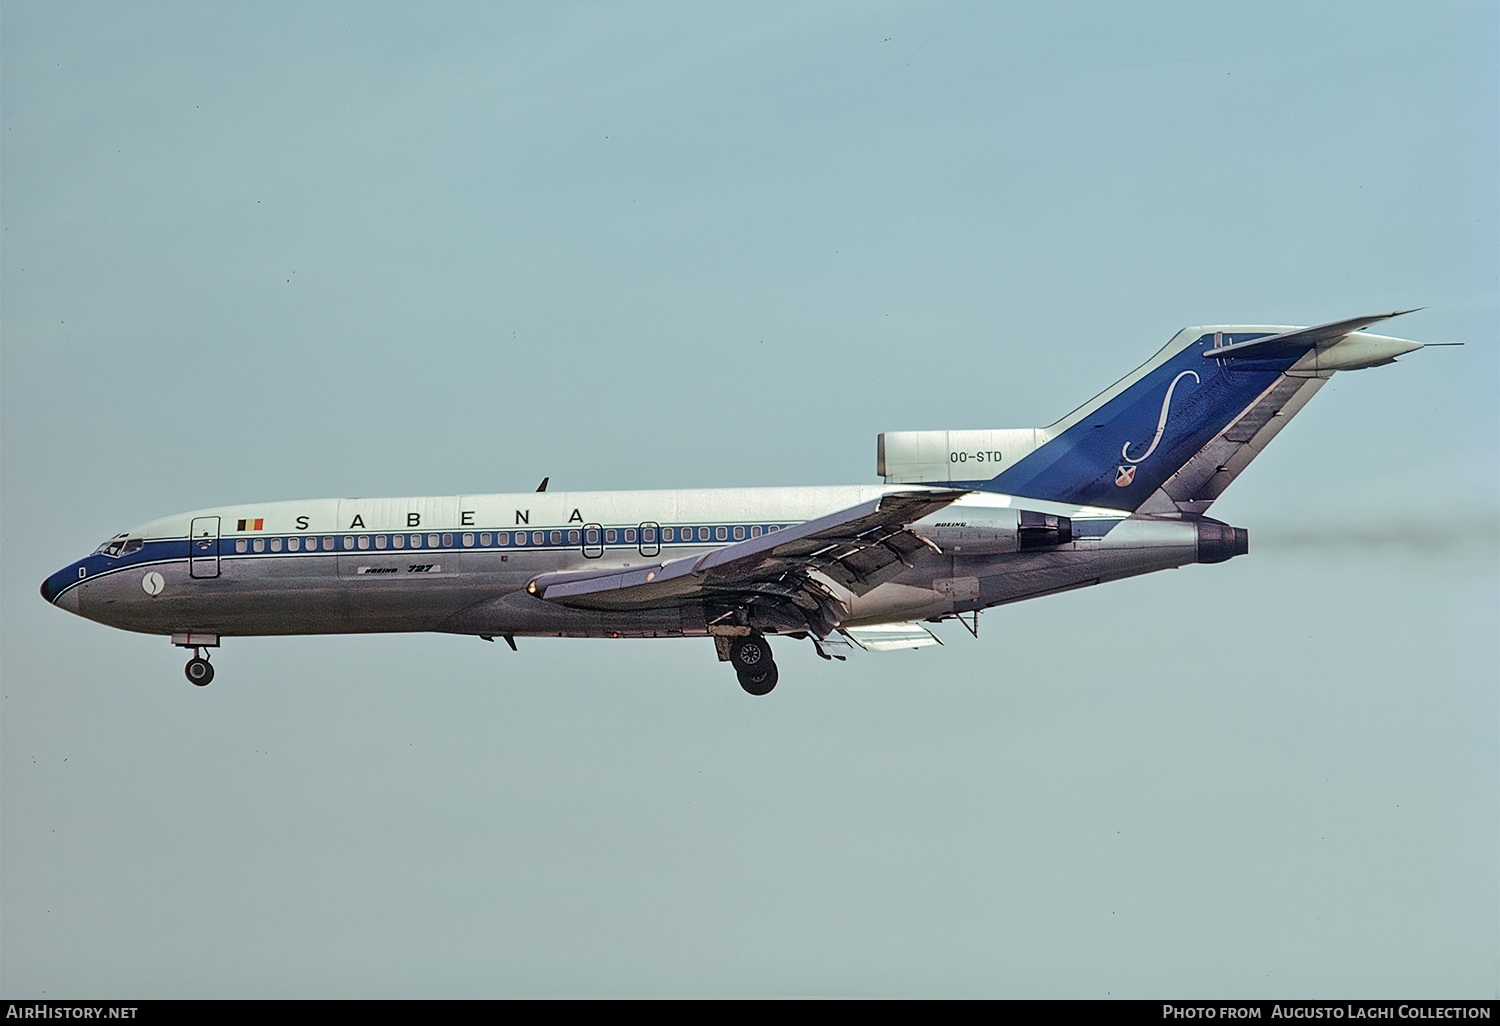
<box><xmin>41</xmin><ymin>311</ymin><xmax>1432</xmax><ymax>694</ymax></box>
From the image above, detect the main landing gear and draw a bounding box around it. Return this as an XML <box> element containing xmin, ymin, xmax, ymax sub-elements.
<box><xmin>729</xmin><ymin>634</ymin><xmax>778</xmax><ymax>696</ymax></box>
<box><xmin>184</xmin><ymin>649</ymin><xmax>214</xmax><ymax>686</ymax></box>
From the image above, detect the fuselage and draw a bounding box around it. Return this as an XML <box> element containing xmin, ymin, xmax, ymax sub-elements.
<box><xmin>39</xmin><ymin>484</ymin><xmax>1215</xmax><ymax>643</ymax></box>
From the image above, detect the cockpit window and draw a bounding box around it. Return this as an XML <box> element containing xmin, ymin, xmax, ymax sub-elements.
<box><xmin>96</xmin><ymin>534</ymin><xmax>128</xmax><ymax>556</ymax></box>
<box><xmin>94</xmin><ymin>534</ymin><xmax>144</xmax><ymax>557</ymax></box>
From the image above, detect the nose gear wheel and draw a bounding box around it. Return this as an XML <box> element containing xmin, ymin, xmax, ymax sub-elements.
<box><xmin>185</xmin><ymin>656</ymin><xmax>213</xmax><ymax>686</ymax></box>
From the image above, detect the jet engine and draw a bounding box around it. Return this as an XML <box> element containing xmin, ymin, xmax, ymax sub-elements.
<box><xmin>912</xmin><ymin>509</ymin><xmax>1072</xmax><ymax>554</ymax></box>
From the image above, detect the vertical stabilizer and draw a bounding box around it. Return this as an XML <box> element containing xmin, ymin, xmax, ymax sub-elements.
<box><xmin>905</xmin><ymin>311</ymin><xmax>1423</xmax><ymax>513</ymax></box>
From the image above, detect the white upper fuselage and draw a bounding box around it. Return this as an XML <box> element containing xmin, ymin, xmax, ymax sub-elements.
<box><xmin>124</xmin><ymin>485</ymin><xmax>1122</xmax><ymax>542</ymax></box>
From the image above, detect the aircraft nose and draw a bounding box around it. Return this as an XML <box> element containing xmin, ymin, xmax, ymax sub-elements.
<box><xmin>41</xmin><ymin>565</ymin><xmax>83</xmax><ymax>613</ymax></box>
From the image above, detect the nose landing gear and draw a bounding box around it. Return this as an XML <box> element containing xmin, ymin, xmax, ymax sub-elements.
<box><xmin>172</xmin><ymin>634</ymin><xmax>220</xmax><ymax>687</ymax></box>
<box><xmin>729</xmin><ymin>634</ymin><xmax>778</xmax><ymax>696</ymax></box>
<box><xmin>184</xmin><ymin>650</ymin><xmax>214</xmax><ymax>686</ymax></box>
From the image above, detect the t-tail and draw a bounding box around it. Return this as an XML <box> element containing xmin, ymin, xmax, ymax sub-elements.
<box><xmin>877</xmin><ymin>310</ymin><xmax>1428</xmax><ymax>515</ymax></box>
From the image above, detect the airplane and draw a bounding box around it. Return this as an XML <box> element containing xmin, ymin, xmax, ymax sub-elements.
<box><xmin>41</xmin><ymin>310</ymin><xmax>1434</xmax><ymax>695</ymax></box>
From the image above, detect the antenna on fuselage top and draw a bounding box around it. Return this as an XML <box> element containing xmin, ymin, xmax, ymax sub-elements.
<box><xmin>536</xmin><ymin>477</ymin><xmax>549</xmax><ymax>492</ymax></box>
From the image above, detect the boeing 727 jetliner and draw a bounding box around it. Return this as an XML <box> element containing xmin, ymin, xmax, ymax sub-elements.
<box><xmin>42</xmin><ymin>311</ymin><xmax>1431</xmax><ymax>694</ymax></box>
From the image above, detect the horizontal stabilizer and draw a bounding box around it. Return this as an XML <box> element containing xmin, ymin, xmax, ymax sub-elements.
<box><xmin>1203</xmin><ymin>309</ymin><xmax>1420</xmax><ymax>359</ymax></box>
<box><xmin>841</xmin><ymin>622</ymin><xmax>943</xmax><ymax>651</ymax></box>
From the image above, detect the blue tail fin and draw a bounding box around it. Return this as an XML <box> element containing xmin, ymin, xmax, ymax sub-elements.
<box><xmin>950</xmin><ymin>311</ymin><xmax>1423</xmax><ymax>512</ymax></box>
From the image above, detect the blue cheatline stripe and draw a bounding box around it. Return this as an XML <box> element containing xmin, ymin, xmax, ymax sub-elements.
<box><xmin>45</xmin><ymin>523</ymin><xmax>799</xmax><ymax>601</ymax></box>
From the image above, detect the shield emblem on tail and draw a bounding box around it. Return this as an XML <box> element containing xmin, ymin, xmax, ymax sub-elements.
<box><xmin>1115</xmin><ymin>465</ymin><xmax>1136</xmax><ymax>487</ymax></box>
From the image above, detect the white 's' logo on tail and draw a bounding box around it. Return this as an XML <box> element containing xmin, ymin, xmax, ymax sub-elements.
<box><xmin>1120</xmin><ymin>370</ymin><xmax>1200</xmax><ymax>469</ymax></box>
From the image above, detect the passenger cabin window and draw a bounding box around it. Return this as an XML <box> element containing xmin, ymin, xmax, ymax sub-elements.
<box><xmin>375</xmin><ymin>536</ymin><xmax>387</xmax><ymax>549</ymax></box>
<box><xmin>236</xmin><ymin>539</ymin><xmax>248</xmax><ymax>553</ymax></box>
<box><xmin>288</xmin><ymin>537</ymin><xmax>300</xmax><ymax>551</ymax></box>
<box><xmin>428</xmin><ymin>534</ymin><xmax>439</xmax><ymax>547</ymax></box>
<box><xmin>393</xmin><ymin>535</ymin><xmax>405</xmax><ymax>548</ymax></box>
<box><xmin>253</xmin><ymin>539</ymin><xmax>265</xmax><ymax>552</ymax></box>
<box><xmin>270</xmin><ymin>538</ymin><xmax>283</xmax><ymax>552</ymax></box>
<box><xmin>751</xmin><ymin>526</ymin><xmax>761</xmax><ymax>538</ymax></box>
<box><xmin>480</xmin><ymin>533</ymin><xmax>492</xmax><ymax>545</ymax></box>
<box><xmin>716</xmin><ymin>527</ymin><xmax>728</xmax><ymax>541</ymax></box>
<box><xmin>357</xmin><ymin>536</ymin><xmax>370</xmax><ymax>550</ymax></box>
<box><xmin>699</xmin><ymin>528</ymin><xmax>710</xmax><ymax>542</ymax></box>
<box><xmin>463</xmin><ymin>533</ymin><xmax>474</xmax><ymax>547</ymax></box>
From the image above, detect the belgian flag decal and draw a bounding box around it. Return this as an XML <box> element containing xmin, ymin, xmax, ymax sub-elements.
<box><xmin>236</xmin><ymin>518</ymin><xmax>265</xmax><ymax>531</ymax></box>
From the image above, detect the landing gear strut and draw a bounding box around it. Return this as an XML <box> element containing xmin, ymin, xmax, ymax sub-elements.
<box><xmin>184</xmin><ymin>649</ymin><xmax>214</xmax><ymax>686</ymax></box>
<box><xmin>729</xmin><ymin>634</ymin><xmax>778</xmax><ymax>696</ymax></box>
<box><xmin>172</xmin><ymin>633</ymin><xmax>219</xmax><ymax>687</ymax></box>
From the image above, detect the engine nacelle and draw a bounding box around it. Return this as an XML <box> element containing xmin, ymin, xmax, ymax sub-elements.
<box><xmin>912</xmin><ymin>509</ymin><xmax>1072</xmax><ymax>554</ymax></box>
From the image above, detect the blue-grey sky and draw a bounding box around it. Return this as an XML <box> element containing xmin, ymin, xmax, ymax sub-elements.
<box><xmin>3</xmin><ymin>1</ymin><xmax>1496</xmax><ymax>998</ymax></box>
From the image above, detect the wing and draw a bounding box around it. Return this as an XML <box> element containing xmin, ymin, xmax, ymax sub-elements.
<box><xmin>527</xmin><ymin>489</ymin><xmax>967</xmax><ymax>637</ymax></box>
